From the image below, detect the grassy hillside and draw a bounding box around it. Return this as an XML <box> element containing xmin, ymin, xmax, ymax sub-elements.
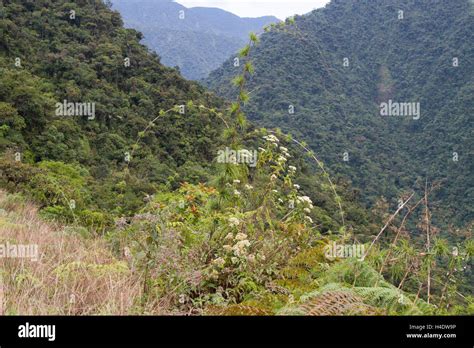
<box><xmin>1</xmin><ymin>187</ymin><xmax>472</xmax><ymax>315</ymax></box>
<box><xmin>0</xmin><ymin>190</ymin><xmax>142</xmax><ymax>315</ymax></box>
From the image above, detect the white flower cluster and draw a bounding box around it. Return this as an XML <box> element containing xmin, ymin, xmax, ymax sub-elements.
<box><xmin>260</xmin><ymin>132</ymin><xmax>313</xmax><ymax>225</ymax></box>
<box><xmin>279</xmin><ymin>146</ymin><xmax>290</xmax><ymax>158</ymax></box>
<box><xmin>223</xmin><ymin>232</ymin><xmax>251</xmax><ymax>258</ymax></box>
<box><xmin>228</xmin><ymin>217</ymin><xmax>240</xmax><ymax>227</ymax></box>
<box><xmin>213</xmin><ymin>257</ymin><xmax>225</xmax><ymax>268</ymax></box>
<box><xmin>247</xmin><ymin>254</ymin><xmax>256</xmax><ymax>262</ymax></box>
<box><xmin>297</xmin><ymin>196</ymin><xmax>314</xmax><ymax>224</ymax></box>
<box><xmin>297</xmin><ymin>195</ymin><xmax>314</xmax><ymax>208</ymax></box>
<box><xmin>235</xmin><ymin>232</ymin><xmax>247</xmax><ymax>241</ymax></box>
<box><xmin>263</xmin><ymin>134</ymin><xmax>280</xmax><ymax>143</ymax></box>
<box><xmin>232</xmin><ymin>239</ymin><xmax>251</xmax><ymax>256</ymax></box>
<box><xmin>276</xmin><ymin>145</ymin><xmax>291</xmax><ymax>164</ymax></box>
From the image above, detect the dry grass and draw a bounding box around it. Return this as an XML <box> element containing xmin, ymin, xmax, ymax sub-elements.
<box><xmin>0</xmin><ymin>191</ymin><xmax>158</xmax><ymax>315</ymax></box>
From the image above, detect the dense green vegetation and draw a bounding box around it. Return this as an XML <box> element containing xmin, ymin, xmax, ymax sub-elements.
<box><xmin>206</xmin><ymin>0</ymin><xmax>474</xmax><ymax>227</ymax></box>
<box><xmin>111</xmin><ymin>0</ymin><xmax>278</xmax><ymax>80</ymax></box>
<box><xmin>0</xmin><ymin>0</ymin><xmax>230</xmax><ymax>222</ymax></box>
<box><xmin>0</xmin><ymin>0</ymin><xmax>472</xmax><ymax>315</ymax></box>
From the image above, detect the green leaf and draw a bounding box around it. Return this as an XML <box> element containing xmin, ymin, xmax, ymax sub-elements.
<box><xmin>249</xmin><ymin>32</ymin><xmax>259</xmax><ymax>43</ymax></box>
<box><xmin>239</xmin><ymin>45</ymin><xmax>250</xmax><ymax>57</ymax></box>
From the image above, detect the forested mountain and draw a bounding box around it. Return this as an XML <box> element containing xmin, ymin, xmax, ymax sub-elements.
<box><xmin>0</xmin><ymin>0</ymin><xmax>231</xmax><ymax>217</ymax></box>
<box><xmin>206</xmin><ymin>0</ymin><xmax>474</xmax><ymax>226</ymax></box>
<box><xmin>0</xmin><ymin>0</ymin><xmax>472</xmax><ymax>316</ymax></box>
<box><xmin>111</xmin><ymin>0</ymin><xmax>279</xmax><ymax>80</ymax></box>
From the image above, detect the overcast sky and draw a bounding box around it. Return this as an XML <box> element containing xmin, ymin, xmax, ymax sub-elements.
<box><xmin>175</xmin><ymin>0</ymin><xmax>330</xmax><ymax>20</ymax></box>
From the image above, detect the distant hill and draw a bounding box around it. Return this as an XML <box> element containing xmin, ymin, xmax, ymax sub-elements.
<box><xmin>111</xmin><ymin>0</ymin><xmax>279</xmax><ymax>80</ymax></box>
<box><xmin>206</xmin><ymin>0</ymin><xmax>474</xmax><ymax>225</ymax></box>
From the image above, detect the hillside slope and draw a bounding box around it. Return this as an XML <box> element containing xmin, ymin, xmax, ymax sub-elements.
<box><xmin>1</xmin><ymin>187</ymin><xmax>471</xmax><ymax>315</ymax></box>
<box><xmin>206</xmin><ymin>0</ymin><xmax>474</xmax><ymax>225</ymax></box>
<box><xmin>111</xmin><ymin>0</ymin><xmax>279</xmax><ymax>79</ymax></box>
<box><xmin>0</xmin><ymin>190</ymin><xmax>145</xmax><ymax>315</ymax></box>
<box><xmin>0</xmin><ymin>0</ymin><xmax>229</xmax><ymax>217</ymax></box>
<box><xmin>0</xmin><ymin>0</ymin><xmax>472</xmax><ymax>316</ymax></box>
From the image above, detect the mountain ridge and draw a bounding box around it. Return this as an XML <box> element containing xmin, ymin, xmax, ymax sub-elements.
<box><xmin>111</xmin><ymin>0</ymin><xmax>279</xmax><ymax>79</ymax></box>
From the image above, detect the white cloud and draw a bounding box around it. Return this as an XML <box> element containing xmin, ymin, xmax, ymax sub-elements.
<box><xmin>174</xmin><ymin>0</ymin><xmax>330</xmax><ymax>20</ymax></box>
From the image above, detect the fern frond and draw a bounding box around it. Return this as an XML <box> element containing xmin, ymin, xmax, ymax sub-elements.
<box><xmin>352</xmin><ymin>286</ymin><xmax>434</xmax><ymax>315</ymax></box>
<box><xmin>206</xmin><ymin>304</ymin><xmax>272</xmax><ymax>316</ymax></box>
<box><xmin>318</xmin><ymin>258</ymin><xmax>390</xmax><ymax>288</ymax></box>
<box><xmin>278</xmin><ymin>290</ymin><xmax>380</xmax><ymax>316</ymax></box>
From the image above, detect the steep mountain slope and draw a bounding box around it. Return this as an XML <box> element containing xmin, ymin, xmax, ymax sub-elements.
<box><xmin>206</xmin><ymin>0</ymin><xmax>474</xmax><ymax>225</ymax></box>
<box><xmin>111</xmin><ymin>0</ymin><xmax>279</xmax><ymax>79</ymax></box>
<box><xmin>0</xmin><ymin>0</ymin><xmax>227</xmax><ymax>216</ymax></box>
